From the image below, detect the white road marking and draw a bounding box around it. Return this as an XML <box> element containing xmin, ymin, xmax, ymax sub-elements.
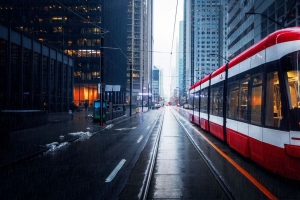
<box><xmin>115</xmin><ymin>127</ymin><xmax>136</xmax><ymax>131</ymax></box>
<box><xmin>146</xmin><ymin>126</ymin><xmax>150</xmax><ymax>129</ymax></box>
<box><xmin>137</xmin><ymin>135</ymin><xmax>143</xmax><ymax>143</ymax></box>
<box><xmin>105</xmin><ymin>159</ymin><xmax>126</xmax><ymax>183</ymax></box>
<box><xmin>105</xmin><ymin>124</ymin><xmax>113</xmax><ymax>129</ymax></box>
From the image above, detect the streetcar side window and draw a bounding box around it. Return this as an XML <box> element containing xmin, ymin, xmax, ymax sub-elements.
<box><xmin>287</xmin><ymin>71</ymin><xmax>300</xmax><ymax>109</ymax></box>
<box><xmin>194</xmin><ymin>91</ymin><xmax>200</xmax><ymax>112</ymax></box>
<box><xmin>251</xmin><ymin>74</ymin><xmax>263</xmax><ymax>125</ymax></box>
<box><xmin>189</xmin><ymin>93</ymin><xmax>194</xmax><ymax>109</ymax></box>
<box><xmin>227</xmin><ymin>81</ymin><xmax>239</xmax><ymax>119</ymax></box>
<box><xmin>238</xmin><ymin>77</ymin><xmax>250</xmax><ymax>121</ymax></box>
<box><xmin>210</xmin><ymin>86</ymin><xmax>223</xmax><ymax>116</ymax></box>
<box><xmin>219</xmin><ymin>87</ymin><xmax>223</xmax><ymax>116</ymax></box>
<box><xmin>265</xmin><ymin>72</ymin><xmax>282</xmax><ymax>128</ymax></box>
<box><xmin>280</xmin><ymin>51</ymin><xmax>300</xmax><ymax>131</ymax></box>
<box><xmin>200</xmin><ymin>88</ymin><xmax>208</xmax><ymax>113</ymax></box>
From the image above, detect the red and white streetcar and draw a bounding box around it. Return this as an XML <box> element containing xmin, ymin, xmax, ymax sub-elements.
<box><xmin>189</xmin><ymin>27</ymin><xmax>300</xmax><ymax>180</ymax></box>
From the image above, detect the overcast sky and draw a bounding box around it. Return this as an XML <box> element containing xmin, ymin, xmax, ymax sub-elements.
<box><xmin>153</xmin><ymin>0</ymin><xmax>183</xmax><ymax>100</ymax></box>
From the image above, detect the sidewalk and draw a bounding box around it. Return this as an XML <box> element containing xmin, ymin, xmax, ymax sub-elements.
<box><xmin>47</xmin><ymin>110</ymin><xmax>92</xmax><ymax>124</ymax></box>
<box><xmin>0</xmin><ymin>108</ymin><xmax>150</xmax><ymax>170</ymax></box>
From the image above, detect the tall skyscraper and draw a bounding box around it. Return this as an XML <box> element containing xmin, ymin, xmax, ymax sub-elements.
<box><xmin>0</xmin><ymin>0</ymin><xmax>153</xmax><ymax>108</ymax></box>
<box><xmin>126</xmin><ymin>0</ymin><xmax>153</xmax><ymax>106</ymax></box>
<box><xmin>0</xmin><ymin>0</ymin><xmax>106</xmax><ymax>106</ymax></box>
<box><xmin>102</xmin><ymin>1</ymin><xmax>128</xmax><ymax>104</ymax></box>
<box><xmin>184</xmin><ymin>0</ymin><xmax>226</xmax><ymax>102</ymax></box>
<box><xmin>178</xmin><ymin>21</ymin><xmax>184</xmax><ymax>103</ymax></box>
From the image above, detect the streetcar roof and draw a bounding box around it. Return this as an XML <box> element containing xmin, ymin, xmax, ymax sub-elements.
<box><xmin>190</xmin><ymin>27</ymin><xmax>300</xmax><ymax>91</ymax></box>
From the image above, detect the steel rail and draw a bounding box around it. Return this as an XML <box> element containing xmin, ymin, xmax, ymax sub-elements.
<box><xmin>170</xmin><ymin>108</ymin><xmax>236</xmax><ymax>200</ymax></box>
<box><xmin>140</xmin><ymin>109</ymin><xmax>165</xmax><ymax>200</ymax></box>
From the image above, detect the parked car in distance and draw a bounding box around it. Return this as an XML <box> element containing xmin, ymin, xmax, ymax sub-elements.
<box><xmin>153</xmin><ymin>104</ymin><xmax>159</xmax><ymax>109</ymax></box>
<box><xmin>183</xmin><ymin>104</ymin><xmax>189</xmax><ymax>109</ymax></box>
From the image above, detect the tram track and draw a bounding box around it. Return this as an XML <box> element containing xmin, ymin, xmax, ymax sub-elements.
<box><xmin>139</xmin><ymin>109</ymin><xmax>165</xmax><ymax>200</ymax></box>
<box><xmin>170</xmin><ymin>108</ymin><xmax>236</xmax><ymax>200</ymax></box>
<box><xmin>139</xmin><ymin>108</ymin><xmax>236</xmax><ymax>200</ymax></box>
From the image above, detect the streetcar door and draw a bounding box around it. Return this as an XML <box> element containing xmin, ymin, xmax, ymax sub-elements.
<box><xmin>279</xmin><ymin>51</ymin><xmax>300</xmax><ymax>160</ymax></box>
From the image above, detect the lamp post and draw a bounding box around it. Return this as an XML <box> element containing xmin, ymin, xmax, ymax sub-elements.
<box><xmin>129</xmin><ymin>64</ymin><xmax>132</xmax><ymax>117</ymax></box>
<box><xmin>176</xmin><ymin>87</ymin><xmax>180</xmax><ymax>106</ymax></box>
<box><xmin>245</xmin><ymin>12</ymin><xmax>286</xmax><ymax>28</ymax></box>
<box><xmin>245</xmin><ymin>0</ymin><xmax>298</xmax><ymax>30</ymax></box>
<box><xmin>148</xmin><ymin>84</ymin><xmax>150</xmax><ymax>110</ymax></box>
<box><xmin>195</xmin><ymin>69</ymin><xmax>203</xmax><ymax>82</ymax></box>
<box><xmin>98</xmin><ymin>46</ymin><xmax>123</xmax><ymax>126</ymax></box>
<box><xmin>208</xmin><ymin>54</ymin><xmax>229</xmax><ymax>63</ymax></box>
<box><xmin>99</xmin><ymin>48</ymin><xmax>103</xmax><ymax>126</ymax></box>
<box><xmin>142</xmin><ymin>75</ymin><xmax>145</xmax><ymax>112</ymax></box>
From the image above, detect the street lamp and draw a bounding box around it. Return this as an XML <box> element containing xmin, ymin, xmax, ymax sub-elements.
<box><xmin>129</xmin><ymin>64</ymin><xmax>132</xmax><ymax>117</ymax></box>
<box><xmin>245</xmin><ymin>0</ymin><xmax>298</xmax><ymax>30</ymax></box>
<box><xmin>148</xmin><ymin>84</ymin><xmax>150</xmax><ymax>110</ymax></box>
<box><xmin>142</xmin><ymin>85</ymin><xmax>146</xmax><ymax>112</ymax></box>
<box><xmin>208</xmin><ymin>53</ymin><xmax>229</xmax><ymax>63</ymax></box>
<box><xmin>245</xmin><ymin>12</ymin><xmax>286</xmax><ymax>28</ymax></box>
<box><xmin>176</xmin><ymin>87</ymin><xmax>181</xmax><ymax>106</ymax></box>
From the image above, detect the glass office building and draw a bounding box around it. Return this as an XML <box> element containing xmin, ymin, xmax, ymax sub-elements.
<box><xmin>184</xmin><ymin>0</ymin><xmax>226</xmax><ymax>103</ymax></box>
<box><xmin>0</xmin><ymin>0</ymin><xmax>153</xmax><ymax>107</ymax></box>
<box><xmin>193</xmin><ymin>0</ymin><xmax>223</xmax><ymax>82</ymax></box>
<box><xmin>126</xmin><ymin>0</ymin><xmax>153</xmax><ymax>106</ymax></box>
<box><xmin>0</xmin><ymin>24</ymin><xmax>73</xmax><ymax>111</ymax></box>
<box><xmin>227</xmin><ymin>0</ymin><xmax>300</xmax><ymax>60</ymax></box>
<box><xmin>0</xmin><ymin>0</ymin><xmax>106</xmax><ymax>107</ymax></box>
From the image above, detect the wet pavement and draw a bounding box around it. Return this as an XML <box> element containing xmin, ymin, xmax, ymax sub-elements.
<box><xmin>0</xmin><ymin>107</ymin><xmax>144</xmax><ymax>168</ymax></box>
<box><xmin>121</xmin><ymin>107</ymin><xmax>300</xmax><ymax>199</ymax></box>
<box><xmin>148</xmin><ymin>108</ymin><xmax>229</xmax><ymax>199</ymax></box>
<box><xmin>0</xmin><ymin>106</ymin><xmax>159</xmax><ymax>200</ymax></box>
<box><xmin>1</xmin><ymin>106</ymin><xmax>300</xmax><ymax>199</ymax></box>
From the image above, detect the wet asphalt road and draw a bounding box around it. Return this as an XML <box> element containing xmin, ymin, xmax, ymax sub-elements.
<box><xmin>147</xmin><ymin>107</ymin><xmax>229</xmax><ymax>199</ymax></box>
<box><xmin>0</xmin><ymin>109</ymin><xmax>162</xmax><ymax>200</ymax></box>
<box><xmin>0</xmin><ymin>107</ymin><xmax>300</xmax><ymax>199</ymax></box>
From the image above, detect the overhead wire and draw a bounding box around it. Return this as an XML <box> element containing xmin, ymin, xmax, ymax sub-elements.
<box><xmin>55</xmin><ymin>0</ymin><xmax>129</xmax><ymax>76</ymax></box>
<box><xmin>168</xmin><ymin>0</ymin><xmax>179</xmax><ymax>99</ymax></box>
<box><xmin>55</xmin><ymin>0</ymin><xmax>109</xmax><ymax>36</ymax></box>
<box><xmin>55</xmin><ymin>0</ymin><xmax>183</xmax><ymax>84</ymax></box>
<box><xmin>170</xmin><ymin>0</ymin><xmax>179</xmax><ymax>56</ymax></box>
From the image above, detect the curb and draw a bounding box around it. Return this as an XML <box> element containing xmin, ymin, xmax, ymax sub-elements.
<box><xmin>0</xmin><ymin>136</ymin><xmax>81</xmax><ymax>171</ymax></box>
<box><xmin>0</xmin><ymin>114</ymin><xmax>136</xmax><ymax>171</ymax></box>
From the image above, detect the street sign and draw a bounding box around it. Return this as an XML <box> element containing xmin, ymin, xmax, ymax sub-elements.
<box><xmin>98</xmin><ymin>83</ymin><xmax>101</xmax><ymax>94</ymax></box>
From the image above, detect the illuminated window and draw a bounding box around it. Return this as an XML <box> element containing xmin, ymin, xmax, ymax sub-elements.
<box><xmin>52</xmin><ymin>17</ymin><xmax>62</xmax><ymax>20</ymax></box>
<box><xmin>52</xmin><ymin>17</ymin><xmax>67</xmax><ymax>21</ymax></box>
<box><xmin>53</xmin><ymin>26</ymin><xmax>62</xmax><ymax>33</ymax></box>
